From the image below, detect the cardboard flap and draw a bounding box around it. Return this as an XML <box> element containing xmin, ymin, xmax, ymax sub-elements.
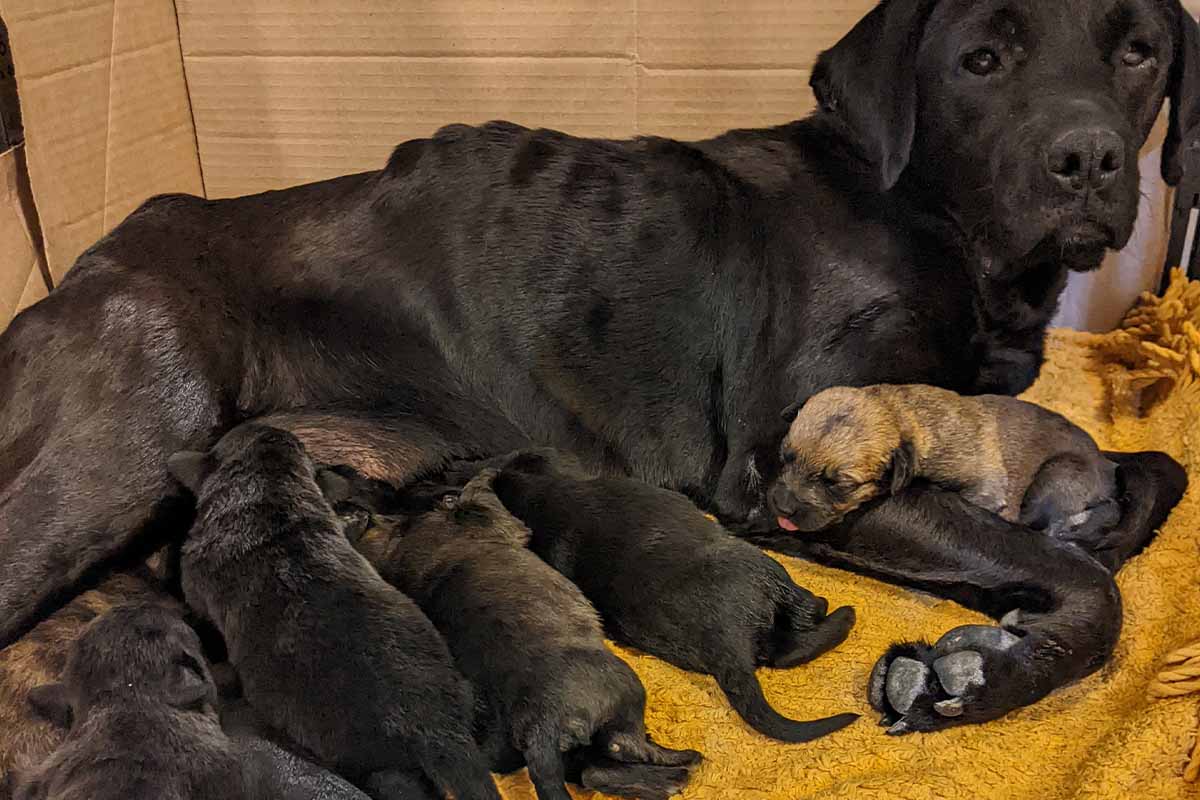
<box><xmin>0</xmin><ymin>145</ymin><xmax>49</xmax><ymax>332</ymax></box>
<box><xmin>0</xmin><ymin>0</ymin><xmax>203</xmax><ymax>281</ymax></box>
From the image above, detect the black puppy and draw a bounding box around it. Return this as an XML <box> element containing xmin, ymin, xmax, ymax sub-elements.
<box><xmin>482</xmin><ymin>451</ymin><xmax>859</xmax><ymax>743</ymax></box>
<box><xmin>340</xmin><ymin>468</ymin><xmax>701</xmax><ymax>800</ymax></box>
<box><xmin>168</xmin><ymin>423</ymin><xmax>500</xmax><ymax>800</ymax></box>
<box><xmin>12</xmin><ymin>603</ymin><xmax>255</xmax><ymax>800</ymax></box>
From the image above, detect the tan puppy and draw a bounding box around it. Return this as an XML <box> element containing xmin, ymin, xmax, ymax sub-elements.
<box><xmin>771</xmin><ymin>384</ymin><xmax>1120</xmax><ymax>540</ymax></box>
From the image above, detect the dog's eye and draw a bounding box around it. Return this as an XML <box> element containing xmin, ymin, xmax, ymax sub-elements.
<box><xmin>962</xmin><ymin>48</ymin><xmax>1001</xmax><ymax>76</ymax></box>
<box><xmin>1121</xmin><ymin>42</ymin><xmax>1153</xmax><ymax>68</ymax></box>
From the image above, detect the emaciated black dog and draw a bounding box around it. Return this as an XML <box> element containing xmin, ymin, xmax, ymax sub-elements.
<box><xmin>343</xmin><ymin>468</ymin><xmax>702</xmax><ymax>800</ymax></box>
<box><xmin>0</xmin><ymin>0</ymin><xmax>1195</xmax><ymax>735</ymax></box>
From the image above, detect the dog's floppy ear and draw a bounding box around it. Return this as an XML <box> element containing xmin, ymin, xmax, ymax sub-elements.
<box><xmin>27</xmin><ymin>683</ymin><xmax>73</xmax><ymax>729</ymax></box>
<box><xmin>1163</xmin><ymin>3</ymin><xmax>1200</xmax><ymax>186</ymax></box>
<box><xmin>810</xmin><ymin>0</ymin><xmax>938</xmax><ymax>191</ymax></box>
<box><xmin>166</xmin><ymin>451</ymin><xmax>214</xmax><ymax>495</ymax></box>
<box><xmin>884</xmin><ymin>441</ymin><xmax>917</xmax><ymax>495</ymax></box>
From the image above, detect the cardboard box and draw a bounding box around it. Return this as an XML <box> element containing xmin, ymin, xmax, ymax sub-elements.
<box><xmin>0</xmin><ymin>0</ymin><xmax>1192</xmax><ymax>331</ymax></box>
<box><xmin>0</xmin><ymin>144</ymin><xmax>49</xmax><ymax>332</ymax></box>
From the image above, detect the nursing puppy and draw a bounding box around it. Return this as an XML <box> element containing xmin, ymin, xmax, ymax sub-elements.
<box><xmin>343</xmin><ymin>468</ymin><xmax>701</xmax><ymax>800</ymax></box>
<box><xmin>0</xmin><ymin>571</ymin><xmax>168</xmax><ymax>797</ymax></box>
<box><xmin>11</xmin><ymin>603</ymin><xmax>255</xmax><ymax>800</ymax></box>
<box><xmin>482</xmin><ymin>451</ymin><xmax>858</xmax><ymax>744</ymax></box>
<box><xmin>168</xmin><ymin>423</ymin><xmax>500</xmax><ymax>800</ymax></box>
<box><xmin>771</xmin><ymin>384</ymin><xmax>1121</xmax><ymax>540</ymax></box>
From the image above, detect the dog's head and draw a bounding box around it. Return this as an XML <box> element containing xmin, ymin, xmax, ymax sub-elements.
<box><xmin>812</xmin><ymin>0</ymin><xmax>1200</xmax><ymax>272</ymax></box>
<box><xmin>770</xmin><ymin>388</ymin><xmax>914</xmax><ymax>532</ymax></box>
<box><xmin>27</xmin><ymin>604</ymin><xmax>216</xmax><ymax>730</ymax></box>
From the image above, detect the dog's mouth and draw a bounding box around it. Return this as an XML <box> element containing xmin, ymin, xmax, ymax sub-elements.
<box><xmin>1051</xmin><ymin>220</ymin><xmax>1115</xmax><ymax>271</ymax></box>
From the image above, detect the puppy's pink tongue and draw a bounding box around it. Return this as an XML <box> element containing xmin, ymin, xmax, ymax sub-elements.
<box><xmin>778</xmin><ymin>517</ymin><xmax>800</xmax><ymax>532</ymax></box>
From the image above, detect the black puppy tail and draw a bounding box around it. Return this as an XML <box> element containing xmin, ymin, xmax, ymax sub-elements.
<box><xmin>717</xmin><ymin>670</ymin><xmax>859</xmax><ymax>744</ymax></box>
<box><xmin>1090</xmin><ymin>451</ymin><xmax>1189</xmax><ymax>571</ymax></box>
<box><xmin>418</xmin><ymin>741</ymin><xmax>501</xmax><ymax>800</ymax></box>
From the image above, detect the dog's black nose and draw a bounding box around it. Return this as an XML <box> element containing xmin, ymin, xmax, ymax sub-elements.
<box><xmin>1046</xmin><ymin>127</ymin><xmax>1125</xmax><ymax>193</ymax></box>
<box><xmin>770</xmin><ymin>483</ymin><xmax>801</xmax><ymax>517</ymax></box>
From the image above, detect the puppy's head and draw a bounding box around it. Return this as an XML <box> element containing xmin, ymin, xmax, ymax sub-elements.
<box><xmin>167</xmin><ymin>423</ymin><xmax>313</xmax><ymax>500</ymax></box>
<box><xmin>28</xmin><ymin>604</ymin><xmax>216</xmax><ymax>730</ymax></box>
<box><xmin>770</xmin><ymin>387</ymin><xmax>914</xmax><ymax>532</ymax></box>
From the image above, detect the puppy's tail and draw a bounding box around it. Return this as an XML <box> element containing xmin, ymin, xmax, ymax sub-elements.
<box><xmin>717</xmin><ymin>670</ymin><xmax>858</xmax><ymax>744</ymax></box>
<box><xmin>417</xmin><ymin>739</ymin><xmax>501</xmax><ymax>800</ymax></box>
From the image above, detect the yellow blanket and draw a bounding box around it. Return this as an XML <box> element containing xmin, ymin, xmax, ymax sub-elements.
<box><xmin>499</xmin><ymin>271</ymin><xmax>1200</xmax><ymax>800</ymax></box>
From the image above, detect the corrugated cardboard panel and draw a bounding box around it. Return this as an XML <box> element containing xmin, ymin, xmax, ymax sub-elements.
<box><xmin>637</xmin><ymin>0</ymin><xmax>875</xmax><ymax>68</ymax></box>
<box><xmin>638</xmin><ymin>66</ymin><xmax>813</xmax><ymax>141</ymax></box>
<box><xmin>0</xmin><ymin>0</ymin><xmax>202</xmax><ymax>281</ymax></box>
<box><xmin>176</xmin><ymin>0</ymin><xmax>636</xmax><ymax>58</ymax></box>
<box><xmin>0</xmin><ymin>146</ymin><xmax>50</xmax><ymax>333</ymax></box>
<box><xmin>177</xmin><ymin>1</ymin><xmax>875</xmax><ymax>198</ymax></box>
<box><xmin>185</xmin><ymin>56</ymin><xmax>637</xmax><ymax>197</ymax></box>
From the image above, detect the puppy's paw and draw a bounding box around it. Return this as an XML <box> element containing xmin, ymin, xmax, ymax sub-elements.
<box><xmin>868</xmin><ymin>625</ymin><xmax>1025</xmax><ymax>734</ymax></box>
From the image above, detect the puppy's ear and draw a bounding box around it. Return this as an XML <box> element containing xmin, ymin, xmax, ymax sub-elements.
<box><xmin>810</xmin><ymin>0</ymin><xmax>938</xmax><ymax>191</ymax></box>
<box><xmin>166</xmin><ymin>451</ymin><xmax>214</xmax><ymax>495</ymax></box>
<box><xmin>27</xmin><ymin>683</ymin><xmax>73</xmax><ymax>729</ymax></box>
<box><xmin>884</xmin><ymin>441</ymin><xmax>917</xmax><ymax>495</ymax></box>
<box><xmin>164</xmin><ymin>654</ymin><xmax>215</xmax><ymax>711</ymax></box>
<box><xmin>1162</xmin><ymin>3</ymin><xmax>1200</xmax><ymax>185</ymax></box>
<box><xmin>314</xmin><ymin>468</ymin><xmax>353</xmax><ymax>505</ymax></box>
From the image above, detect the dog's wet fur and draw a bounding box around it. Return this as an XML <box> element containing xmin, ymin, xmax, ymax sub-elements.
<box><xmin>168</xmin><ymin>423</ymin><xmax>501</xmax><ymax>800</ymax></box>
<box><xmin>469</xmin><ymin>450</ymin><xmax>860</xmax><ymax>743</ymax></box>
<box><xmin>335</xmin><ymin>467</ymin><xmax>702</xmax><ymax>800</ymax></box>
<box><xmin>10</xmin><ymin>603</ymin><xmax>255</xmax><ymax>800</ymax></box>
<box><xmin>772</xmin><ymin>384</ymin><xmax>1122</xmax><ymax>540</ymax></box>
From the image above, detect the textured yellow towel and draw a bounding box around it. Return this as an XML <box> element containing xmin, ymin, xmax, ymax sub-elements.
<box><xmin>497</xmin><ymin>272</ymin><xmax>1200</xmax><ymax>800</ymax></box>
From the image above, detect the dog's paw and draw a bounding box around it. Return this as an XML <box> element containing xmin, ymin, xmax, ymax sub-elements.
<box><xmin>867</xmin><ymin>625</ymin><xmax>1023</xmax><ymax>734</ymax></box>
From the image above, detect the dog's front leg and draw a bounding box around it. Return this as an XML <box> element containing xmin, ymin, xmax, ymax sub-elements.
<box><xmin>745</xmin><ymin>486</ymin><xmax>1132</xmax><ymax>733</ymax></box>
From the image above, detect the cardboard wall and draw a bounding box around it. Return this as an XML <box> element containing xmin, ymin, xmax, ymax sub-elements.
<box><xmin>0</xmin><ymin>0</ymin><xmax>203</xmax><ymax>281</ymax></box>
<box><xmin>0</xmin><ymin>145</ymin><xmax>50</xmax><ymax>333</ymax></box>
<box><xmin>175</xmin><ymin>0</ymin><xmax>876</xmax><ymax>198</ymax></box>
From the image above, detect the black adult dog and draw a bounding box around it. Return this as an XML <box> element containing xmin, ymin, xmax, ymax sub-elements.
<box><xmin>0</xmin><ymin>0</ymin><xmax>1195</xmax><ymax>735</ymax></box>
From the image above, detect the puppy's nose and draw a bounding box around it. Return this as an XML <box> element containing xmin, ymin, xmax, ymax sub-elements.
<box><xmin>1046</xmin><ymin>127</ymin><xmax>1125</xmax><ymax>193</ymax></box>
<box><xmin>770</xmin><ymin>483</ymin><xmax>801</xmax><ymax>517</ymax></box>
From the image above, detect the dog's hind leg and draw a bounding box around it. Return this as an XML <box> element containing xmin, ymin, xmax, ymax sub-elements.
<box><xmin>0</xmin><ymin>275</ymin><xmax>234</xmax><ymax>648</ymax></box>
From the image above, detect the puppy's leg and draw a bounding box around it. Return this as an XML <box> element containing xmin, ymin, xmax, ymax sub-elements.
<box><xmin>523</xmin><ymin>740</ymin><xmax>574</xmax><ymax>800</ymax></box>
<box><xmin>1019</xmin><ymin>453</ymin><xmax>1119</xmax><ymax>540</ymax></box>
<box><xmin>361</xmin><ymin>768</ymin><xmax>441</xmax><ymax>800</ymax></box>
<box><xmin>770</xmin><ymin>589</ymin><xmax>856</xmax><ymax>668</ymax></box>
<box><xmin>1081</xmin><ymin>451</ymin><xmax>1188</xmax><ymax>572</ymax></box>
